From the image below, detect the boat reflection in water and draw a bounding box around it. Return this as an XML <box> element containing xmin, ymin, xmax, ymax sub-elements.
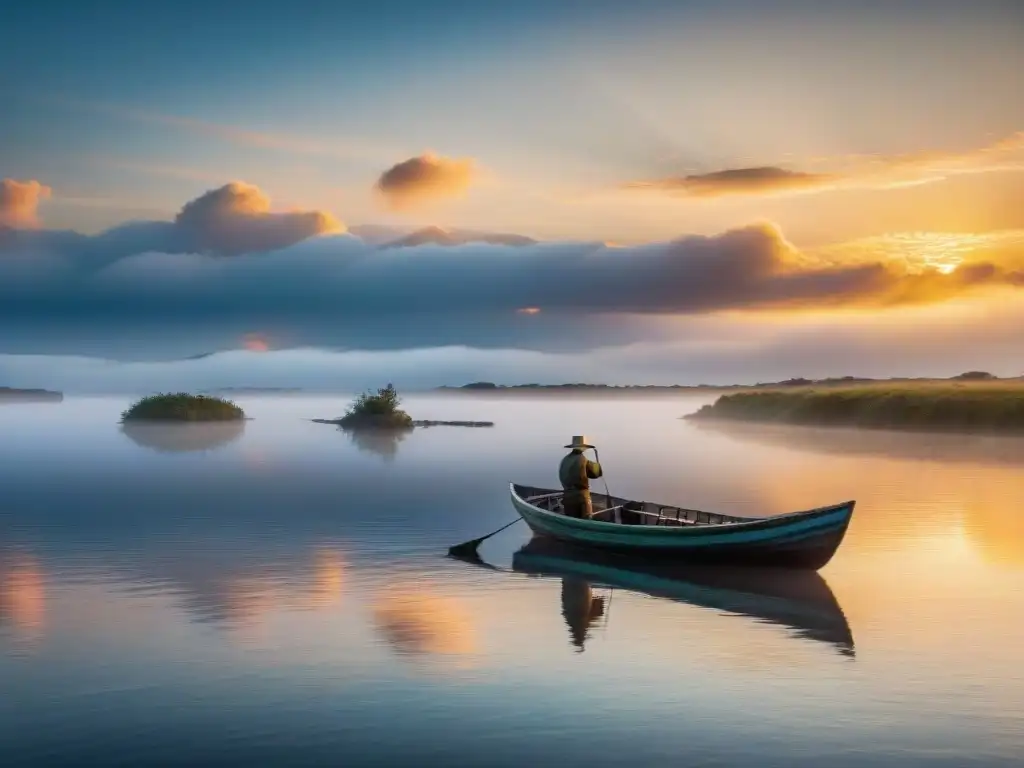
<box><xmin>508</xmin><ymin>536</ymin><xmax>855</xmax><ymax>657</ymax></box>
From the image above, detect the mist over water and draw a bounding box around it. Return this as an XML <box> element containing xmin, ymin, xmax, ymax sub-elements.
<box><xmin>2</xmin><ymin>394</ymin><xmax>1023</xmax><ymax>767</ymax></box>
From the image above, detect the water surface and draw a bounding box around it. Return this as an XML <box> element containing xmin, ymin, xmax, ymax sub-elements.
<box><xmin>2</xmin><ymin>394</ymin><xmax>1023</xmax><ymax>767</ymax></box>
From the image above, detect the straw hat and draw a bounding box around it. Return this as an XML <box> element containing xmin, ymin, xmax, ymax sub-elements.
<box><xmin>564</xmin><ymin>435</ymin><xmax>595</xmax><ymax>449</ymax></box>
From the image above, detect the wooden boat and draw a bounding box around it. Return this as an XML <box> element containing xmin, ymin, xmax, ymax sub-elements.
<box><xmin>509</xmin><ymin>483</ymin><xmax>855</xmax><ymax>570</ymax></box>
<box><xmin>511</xmin><ymin>536</ymin><xmax>855</xmax><ymax>656</ymax></box>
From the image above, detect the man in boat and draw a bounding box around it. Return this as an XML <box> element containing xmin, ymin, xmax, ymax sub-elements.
<box><xmin>558</xmin><ymin>435</ymin><xmax>603</xmax><ymax>520</ymax></box>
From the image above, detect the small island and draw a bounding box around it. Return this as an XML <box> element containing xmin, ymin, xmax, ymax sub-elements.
<box><xmin>313</xmin><ymin>384</ymin><xmax>494</xmax><ymax>429</ymax></box>
<box><xmin>684</xmin><ymin>377</ymin><xmax>1024</xmax><ymax>434</ymax></box>
<box><xmin>333</xmin><ymin>384</ymin><xmax>415</xmax><ymax>429</ymax></box>
<box><xmin>121</xmin><ymin>392</ymin><xmax>246</xmax><ymax>422</ymax></box>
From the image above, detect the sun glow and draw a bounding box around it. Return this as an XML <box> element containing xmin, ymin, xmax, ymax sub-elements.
<box><xmin>243</xmin><ymin>333</ymin><xmax>269</xmax><ymax>352</ymax></box>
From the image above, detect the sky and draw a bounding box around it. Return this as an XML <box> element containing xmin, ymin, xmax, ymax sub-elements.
<box><xmin>2</xmin><ymin>0</ymin><xmax>1023</xmax><ymax>389</ymax></box>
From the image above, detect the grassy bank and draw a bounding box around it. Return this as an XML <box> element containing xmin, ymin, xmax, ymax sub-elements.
<box><xmin>684</xmin><ymin>381</ymin><xmax>1024</xmax><ymax>434</ymax></box>
<box><xmin>121</xmin><ymin>393</ymin><xmax>245</xmax><ymax>422</ymax></box>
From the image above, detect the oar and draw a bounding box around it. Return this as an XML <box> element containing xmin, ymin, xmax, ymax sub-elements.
<box><xmin>447</xmin><ymin>517</ymin><xmax>522</xmax><ymax>558</ymax></box>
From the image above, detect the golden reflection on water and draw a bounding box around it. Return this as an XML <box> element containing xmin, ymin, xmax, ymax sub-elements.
<box><xmin>696</xmin><ymin>422</ymin><xmax>1024</xmax><ymax>568</ymax></box>
<box><xmin>304</xmin><ymin>547</ymin><xmax>347</xmax><ymax>610</ymax></box>
<box><xmin>960</xmin><ymin>489</ymin><xmax>1024</xmax><ymax>568</ymax></box>
<box><xmin>686</xmin><ymin>421</ymin><xmax>1024</xmax><ymax>665</ymax></box>
<box><xmin>215</xmin><ymin>547</ymin><xmax>349</xmax><ymax>645</ymax></box>
<box><xmin>0</xmin><ymin>552</ymin><xmax>46</xmax><ymax>649</ymax></box>
<box><xmin>371</xmin><ymin>583</ymin><xmax>477</xmax><ymax>661</ymax></box>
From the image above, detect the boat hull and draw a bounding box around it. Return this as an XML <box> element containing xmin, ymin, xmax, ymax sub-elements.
<box><xmin>510</xmin><ymin>484</ymin><xmax>854</xmax><ymax>570</ymax></box>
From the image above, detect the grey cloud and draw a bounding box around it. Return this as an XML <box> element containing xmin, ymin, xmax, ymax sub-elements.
<box><xmin>624</xmin><ymin>131</ymin><xmax>1024</xmax><ymax>200</ymax></box>
<box><xmin>625</xmin><ymin>167</ymin><xmax>836</xmax><ymax>198</ymax></box>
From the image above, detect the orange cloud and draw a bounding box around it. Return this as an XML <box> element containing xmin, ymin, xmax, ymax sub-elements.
<box><xmin>0</xmin><ymin>179</ymin><xmax>52</xmax><ymax>228</ymax></box>
<box><xmin>624</xmin><ymin>131</ymin><xmax>1024</xmax><ymax>200</ymax></box>
<box><xmin>375</xmin><ymin>153</ymin><xmax>476</xmax><ymax>211</ymax></box>
<box><xmin>174</xmin><ymin>182</ymin><xmax>344</xmax><ymax>255</ymax></box>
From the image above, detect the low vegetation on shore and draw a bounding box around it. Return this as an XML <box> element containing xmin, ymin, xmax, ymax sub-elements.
<box><xmin>337</xmin><ymin>383</ymin><xmax>414</xmax><ymax>429</ymax></box>
<box><xmin>684</xmin><ymin>380</ymin><xmax>1024</xmax><ymax>433</ymax></box>
<box><xmin>121</xmin><ymin>393</ymin><xmax>246</xmax><ymax>422</ymax></box>
<box><xmin>440</xmin><ymin>372</ymin><xmax>1018</xmax><ymax>394</ymax></box>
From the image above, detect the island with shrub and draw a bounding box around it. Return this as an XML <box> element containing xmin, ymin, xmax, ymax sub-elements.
<box><xmin>120</xmin><ymin>392</ymin><xmax>246</xmax><ymax>422</ymax></box>
<box><xmin>313</xmin><ymin>384</ymin><xmax>493</xmax><ymax>429</ymax></box>
<box><xmin>684</xmin><ymin>375</ymin><xmax>1024</xmax><ymax>434</ymax></box>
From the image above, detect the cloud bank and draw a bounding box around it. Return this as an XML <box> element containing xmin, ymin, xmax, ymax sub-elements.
<box><xmin>625</xmin><ymin>131</ymin><xmax>1024</xmax><ymax>199</ymax></box>
<box><xmin>376</xmin><ymin>153</ymin><xmax>476</xmax><ymax>210</ymax></box>
<box><xmin>2</xmin><ymin>179</ymin><xmax>1023</xmax><ymax>360</ymax></box>
<box><xmin>0</xmin><ymin>179</ymin><xmax>52</xmax><ymax>228</ymax></box>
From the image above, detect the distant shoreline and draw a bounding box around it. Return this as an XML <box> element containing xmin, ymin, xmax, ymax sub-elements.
<box><xmin>0</xmin><ymin>387</ymin><xmax>64</xmax><ymax>403</ymax></box>
<box><xmin>201</xmin><ymin>387</ymin><xmax>305</xmax><ymax>394</ymax></box>
<box><xmin>435</xmin><ymin>373</ymin><xmax>1020</xmax><ymax>394</ymax></box>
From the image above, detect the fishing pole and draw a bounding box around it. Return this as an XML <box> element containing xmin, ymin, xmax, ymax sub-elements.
<box><xmin>591</xmin><ymin>446</ymin><xmax>613</xmax><ymax>513</ymax></box>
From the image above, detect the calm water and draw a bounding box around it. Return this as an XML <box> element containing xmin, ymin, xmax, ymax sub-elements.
<box><xmin>2</xmin><ymin>394</ymin><xmax>1023</xmax><ymax>767</ymax></box>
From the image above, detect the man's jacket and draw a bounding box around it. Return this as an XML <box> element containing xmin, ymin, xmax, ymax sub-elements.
<box><xmin>559</xmin><ymin>451</ymin><xmax>602</xmax><ymax>498</ymax></box>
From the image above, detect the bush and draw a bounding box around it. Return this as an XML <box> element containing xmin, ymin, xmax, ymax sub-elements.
<box><xmin>953</xmin><ymin>371</ymin><xmax>996</xmax><ymax>381</ymax></box>
<box><xmin>338</xmin><ymin>383</ymin><xmax>414</xmax><ymax>429</ymax></box>
<box><xmin>121</xmin><ymin>392</ymin><xmax>245</xmax><ymax>422</ymax></box>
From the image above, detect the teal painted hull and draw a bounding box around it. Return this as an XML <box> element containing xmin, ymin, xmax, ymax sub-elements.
<box><xmin>510</xmin><ymin>483</ymin><xmax>855</xmax><ymax>570</ymax></box>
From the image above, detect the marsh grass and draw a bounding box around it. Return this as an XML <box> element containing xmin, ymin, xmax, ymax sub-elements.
<box><xmin>685</xmin><ymin>380</ymin><xmax>1024</xmax><ymax>433</ymax></box>
<box><xmin>121</xmin><ymin>392</ymin><xmax>245</xmax><ymax>422</ymax></box>
<box><xmin>338</xmin><ymin>383</ymin><xmax>414</xmax><ymax>429</ymax></box>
